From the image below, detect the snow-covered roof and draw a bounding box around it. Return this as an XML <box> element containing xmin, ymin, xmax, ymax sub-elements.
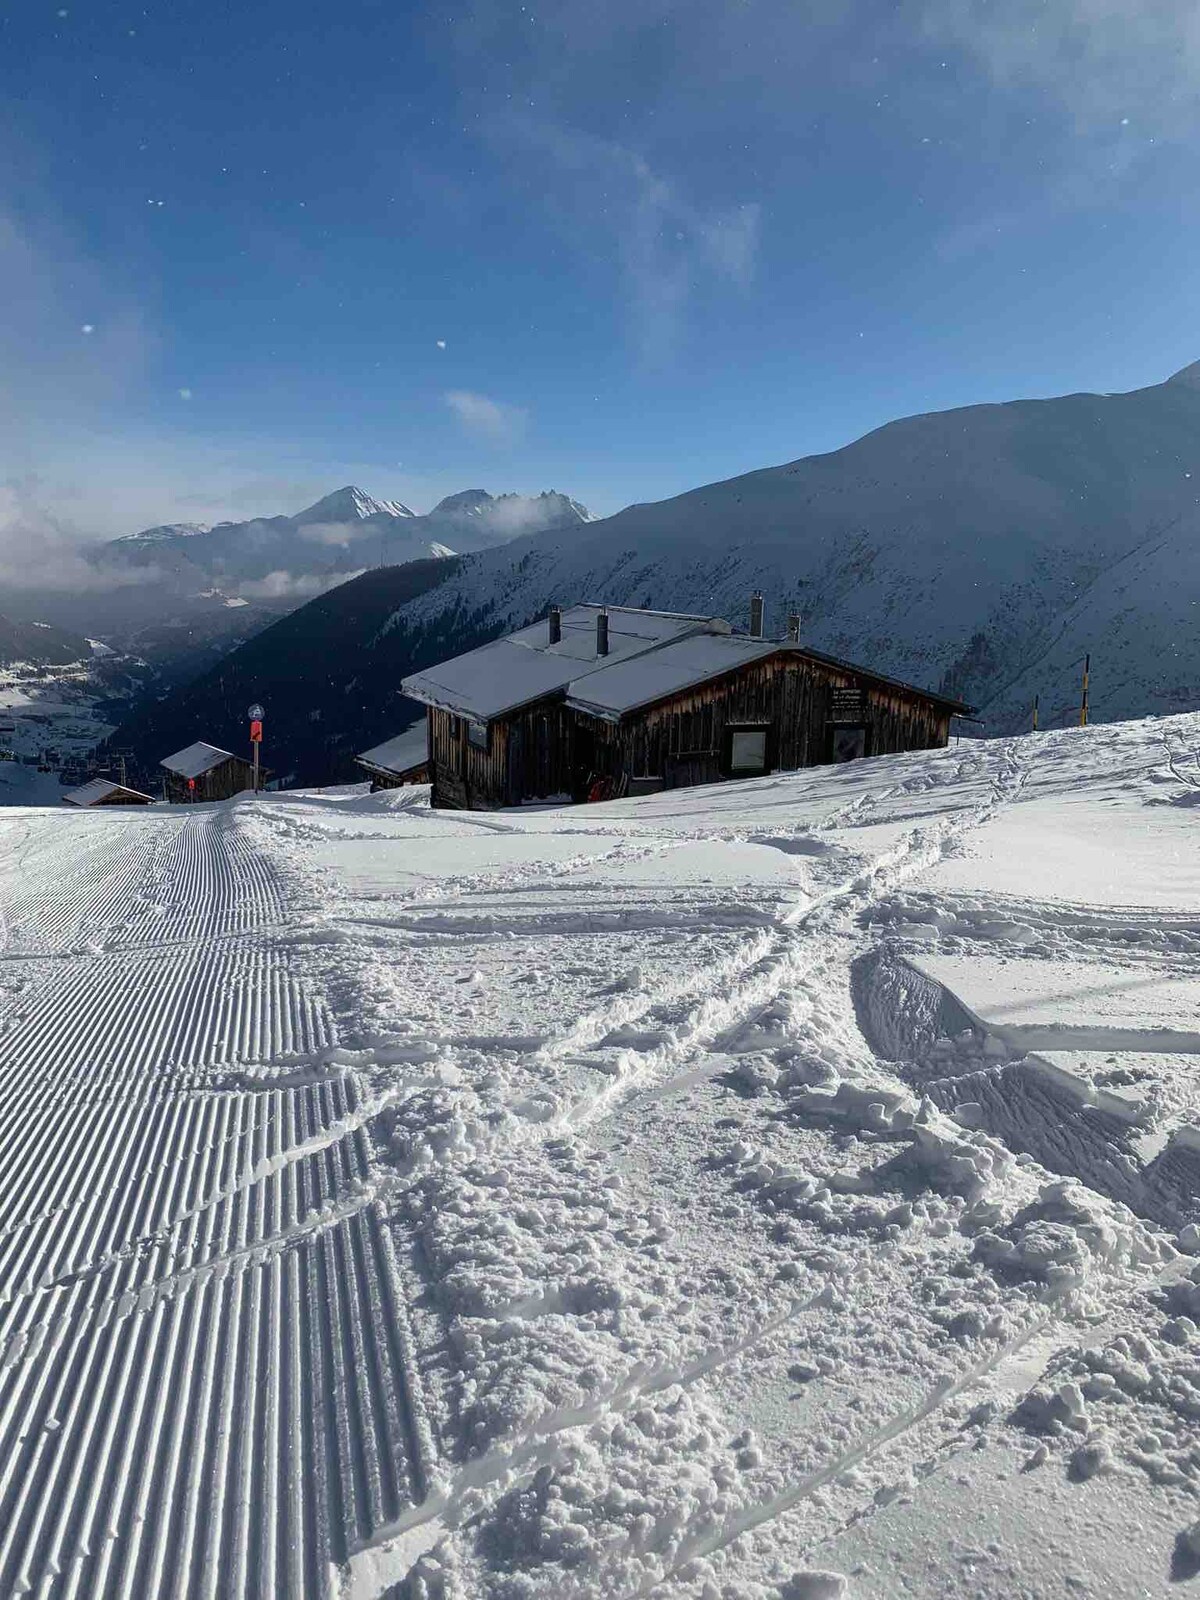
<box><xmin>567</xmin><ymin>634</ymin><xmax>972</xmax><ymax>720</ymax></box>
<box><xmin>564</xmin><ymin>633</ymin><xmax>779</xmax><ymax>719</ymax></box>
<box><xmin>160</xmin><ymin>741</ymin><xmax>237</xmax><ymax>779</ymax></box>
<box><xmin>356</xmin><ymin>721</ymin><xmax>429</xmax><ymax>775</ymax></box>
<box><xmin>62</xmin><ymin>778</ymin><xmax>154</xmax><ymax>807</ymax></box>
<box><xmin>401</xmin><ymin>605</ymin><xmax>729</xmax><ymax>720</ymax></box>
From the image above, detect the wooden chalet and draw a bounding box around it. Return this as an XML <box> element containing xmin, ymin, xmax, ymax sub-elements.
<box><xmin>400</xmin><ymin>602</ymin><xmax>970</xmax><ymax>811</ymax></box>
<box><xmin>355</xmin><ymin>723</ymin><xmax>430</xmax><ymax>791</ymax></box>
<box><xmin>160</xmin><ymin>741</ymin><xmax>265</xmax><ymax>804</ymax></box>
<box><xmin>62</xmin><ymin>778</ymin><xmax>155</xmax><ymax>808</ymax></box>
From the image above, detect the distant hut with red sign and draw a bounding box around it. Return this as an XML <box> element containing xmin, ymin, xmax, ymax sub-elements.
<box><xmin>160</xmin><ymin>741</ymin><xmax>266</xmax><ymax>803</ymax></box>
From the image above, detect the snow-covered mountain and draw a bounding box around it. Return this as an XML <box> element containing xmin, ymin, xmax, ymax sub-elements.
<box><xmin>115</xmin><ymin>521</ymin><xmax>211</xmax><ymax>545</ymax></box>
<box><xmin>383</xmin><ymin>362</ymin><xmax>1200</xmax><ymax>732</ymax></box>
<box><xmin>422</xmin><ymin>488</ymin><xmax>593</xmax><ymax>543</ymax></box>
<box><xmin>290</xmin><ymin>487</ymin><xmax>415</xmax><ymax>524</ymax></box>
<box><xmin>96</xmin><ymin>484</ymin><xmax>592</xmax><ymax>593</ymax></box>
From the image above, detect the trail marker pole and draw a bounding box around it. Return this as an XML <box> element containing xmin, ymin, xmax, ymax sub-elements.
<box><xmin>1080</xmin><ymin>655</ymin><xmax>1090</xmax><ymax>728</ymax></box>
<box><xmin>248</xmin><ymin>703</ymin><xmax>264</xmax><ymax>793</ymax></box>
<box><xmin>1032</xmin><ymin>694</ymin><xmax>1039</xmax><ymax>733</ymax></box>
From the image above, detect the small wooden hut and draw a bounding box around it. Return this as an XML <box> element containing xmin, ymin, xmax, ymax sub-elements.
<box><xmin>401</xmin><ymin>603</ymin><xmax>970</xmax><ymax>811</ymax></box>
<box><xmin>62</xmin><ymin>778</ymin><xmax>155</xmax><ymax>808</ymax></box>
<box><xmin>355</xmin><ymin>721</ymin><xmax>429</xmax><ymax>791</ymax></box>
<box><xmin>160</xmin><ymin>741</ymin><xmax>264</xmax><ymax>803</ymax></box>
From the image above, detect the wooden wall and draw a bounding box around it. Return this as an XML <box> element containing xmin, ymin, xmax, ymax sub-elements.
<box><xmin>427</xmin><ymin>652</ymin><xmax>954</xmax><ymax>810</ymax></box>
<box><xmin>362</xmin><ymin>764</ymin><xmax>429</xmax><ymax>793</ymax></box>
<box><xmin>164</xmin><ymin>757</ymin><xmax>260</xmax><ymax>804</ymax></box>
<box><xmin>430</xmin><ymin>704</ymin><xmax>580</xmax><ymax>809</ymax></box>
<box><xmin>581</xmin><ymin>655</ymin><xmax>951</xmax><ymax>792</ymax></box>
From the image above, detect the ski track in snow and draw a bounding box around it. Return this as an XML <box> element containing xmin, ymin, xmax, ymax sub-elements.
<box><xmin>2</xmin><ymin>718</ymin><xmax>1199</xmax><ymax>1599</ymax></box>
<box><xmin>0</xmin><ymin>808</ymin><xmax>423</xmax><ymax>1599</ymax></box>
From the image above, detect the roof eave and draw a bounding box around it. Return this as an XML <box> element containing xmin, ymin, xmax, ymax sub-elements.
<box><xmin>567</xmin><ymin>646</ymin><xmax>973</xmax><ymax>723</ymax></box>
<box><xmin>774</xmin><ymin>644</ymin><xmax>973</xmax><ymax>715</ymax></box>
<box><xmin>355</xmin><ymin>756</ymin><xmax>427</xmax><ymax>778</ymax></box>
<box><xmin>401</xmin><ymin>678</ymin><xmax>564</xmax><ymax>723</ymax></box>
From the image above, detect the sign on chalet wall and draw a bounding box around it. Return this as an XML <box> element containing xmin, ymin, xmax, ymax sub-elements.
<box><xmin>830</xmin><ymin>688</ymin><xmax>867</xmax><ymax>723</ymax></box>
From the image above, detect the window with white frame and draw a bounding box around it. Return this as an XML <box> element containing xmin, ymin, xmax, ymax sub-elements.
<box><xmin>729</xmin><ymin>727</ymin><xmax>768</xmax><ymax>773</ymax></box>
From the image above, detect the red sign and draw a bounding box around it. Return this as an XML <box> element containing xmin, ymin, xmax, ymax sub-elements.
<box><xmin>187</xmin><ymin>777</ymin><xmax>195</xmax><ymax>791</ymax></box>
<box><xmin>250</xmin><ymin>720</ymin><xmax>263</xmax><ymax>743</ymax></box>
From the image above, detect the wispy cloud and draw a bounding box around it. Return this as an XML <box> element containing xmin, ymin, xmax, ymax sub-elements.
<box><xmin>921</xmin><ymin>0</ymin><xmax>1200</xmax><ymax>135</ymax></box>
<box><xmin>444</xmin><ymin>389</ymin><xmax>528</xmax><ymax>445</ymax></box>
<box><xmin>491</xmin><ymin>113</ymin><xmax>761</xmax><ymax>363</ymax></box>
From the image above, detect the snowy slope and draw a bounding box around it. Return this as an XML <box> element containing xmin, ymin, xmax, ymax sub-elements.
<box><xmin>384</xmin><ymin>362</ymin><xmax>1200</xmax><ymax>731</ymax></box>
<box><xmin>2</xmin><ymin>714</ymin><xmax>1200</xmax><ymax>1597</ymax></box>
<box><xmin>0</xmin><ymin>611</ymin><xmax>92</xmax><ymax>666</ymax></box>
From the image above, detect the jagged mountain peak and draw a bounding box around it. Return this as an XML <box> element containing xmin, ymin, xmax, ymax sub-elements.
<box><xmin>428</xmin><ymin>488</ymin><xmax>594</xmax><ymax>525</ymax></box>
<box><xmin>293</xmin><ymin>486</ymin><xmax>416</xmax><ymax>524</ymax></box>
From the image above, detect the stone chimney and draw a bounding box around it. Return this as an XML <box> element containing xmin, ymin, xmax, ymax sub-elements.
<box><xmin>596</xmin><ymin>608</ymin><xmax>610</xmax><ymax>656</ymax></box>
<box><xmin>749</xmin><ymin>592</ymin><xmax>764</xmax><ymax>639</ymax></box>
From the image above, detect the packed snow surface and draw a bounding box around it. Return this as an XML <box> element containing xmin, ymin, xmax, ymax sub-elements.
<box><xmin>2</xmin><ymin>713</ymin><xmax>1200</xmax><ymax>1599</ymax></box>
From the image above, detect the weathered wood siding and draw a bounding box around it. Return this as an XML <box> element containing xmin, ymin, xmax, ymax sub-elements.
<box><xmin>576</xmin><ymin>654</ymin><xmax>952</xmax><ymax>793</ymax></box>
<box><xmin>428</xmin><ymin>651</ymin><xmax>954</xmax><ymax>810</ymax></box>
<box><xmin>430</xmin><ymin>704</ymin><xmax>581</xmax><ymax>809</ymax></box>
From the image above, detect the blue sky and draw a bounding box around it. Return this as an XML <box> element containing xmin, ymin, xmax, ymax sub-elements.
<box><xmin>4</xmin><ymin>0</ymin><xmax>1200</xmax><ymax>541</ymax></box>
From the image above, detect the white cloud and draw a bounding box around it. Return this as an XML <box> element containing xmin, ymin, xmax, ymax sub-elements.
<box><xmin>493</xmin><ymin>115</ymin><xmax>761</xmax><ymax>363</ymax></box>
<box><xmin>237</xmin><ymin>569</ymin><xmax>361</xmax><ymax>602</ymax></box>
<box><xmin>444</xmin><ymin>389</ymin><xmax>528</xmax><ymax>445</ymax></box>
<box><xmin>920</xmin><ymin>0</ymin><xmax>1200</xmax><ymax>134</ymax></box>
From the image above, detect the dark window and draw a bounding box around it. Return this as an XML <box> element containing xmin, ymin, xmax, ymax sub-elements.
<box><xmin>829</xmin><ymin>723</ymin><xmax>870</xmax><ymax>762</ymax></box>
<box><xmin>467</xmin><ymin>719</ymin><xmax>489</xmax><ymax>751</ymax></box>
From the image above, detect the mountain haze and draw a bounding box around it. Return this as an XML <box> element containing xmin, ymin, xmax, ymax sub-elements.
<box><xmin>3</xmin><ymin>483</ymin><xmax>593</xmax><ymax>708</ymax></box>
<box><xmin>103</xmin><ymin>558</ymin><xmax>462</xmax><ymax>788</ymax></box>
<box><xmin>96</xmin><ymin>485</ymin><xmax>592</xmax><ymax>593</ymax></box>
<box><xmin>0</xmin><ymin>615</ymin><xmax>92</xmax><ymax>667</ymax></box>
